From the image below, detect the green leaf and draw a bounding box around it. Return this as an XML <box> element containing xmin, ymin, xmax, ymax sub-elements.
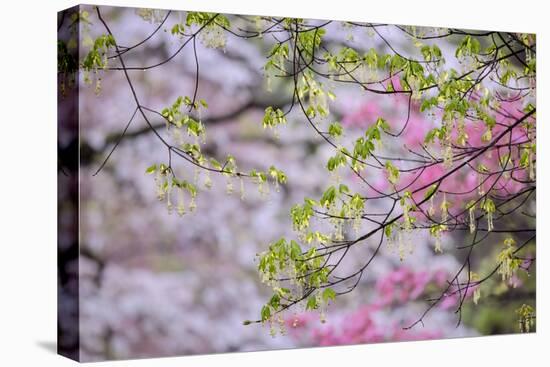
<box><xmin>289</xmin><ymin>240</ymin><xmax>302</xmax><ymax>260</ymax></box>
<box><xmin>384</xmin><ymin>223</ymin><xmax>393</xmax><ymax>238</ymax></box>
<box><xmin>328</xmin><ymin>121</ymin><xmax>343</xmax><ymax>138</ymax></box>
<box><xmin>424</xmin><ymin>184</ymin><xmax>438</xmax><ymax>199</ymax></box>
<box><xmin>482</xmin><ymin>198</ymin><xmax>496</xmax><ymax>213</ymax></box>
<box><xmin>171</xmin><ymin>24</ymin><xmax>182</xmax><ymax>35</ymax></box>
<box><xmin>145</xmin><ymin>164</ymin><xmax>157</xmax><ymax>174</ymax></box>
<box><xmin>385</xmin><ymin>161</ymin><xmax>400</xmax><ymax>185</ymax></box>
<box><xmin>209</xmin><ymin>158</ymin><xmax>222</xmax><ymax>170</ymax></box>
<box><xmin>326</xmin><ymin>152</ymin><xmax>347</xmax><ymax>172</ymax></box>
<box><xmin>261</xmin><ymin>305</ymin><xmax>271</xmax><ymax>321</ymax></box>
<box><xmin>322</xmin><ymin>288</ymin><xmax>336</xmax><ymax>302</ymax></box>
<box><xmin>338</xmin><ymin>184</ymin><xmax>349</xmax><ymax>194</ymax></box>
<box><xmin>269</xmin><ymin>294</ymin><xmax>281</xmax><ymax>310</ymax></box>
<box><xmin>306</xmin><ymin>295</ymin><xmax>318</xmax><ymax>310</ymax></box>
<box><xmin>306</xmin><ymin>105</ymin><xmax>316</xmax><ymax>118</ymax></box>
<box><xmin>320</xmin><ymin>186</ymin><xmax>337</xmax><ymax>208</ymax></box>
<box><xmin>456</xmin><ymin>35</ymin><xmax>481</xmax><ymax>58</ymax></box>
<box><xmin>376</xmin><ymin>117</ymin><xmax>390</xmax><ymax>132</ymax></box>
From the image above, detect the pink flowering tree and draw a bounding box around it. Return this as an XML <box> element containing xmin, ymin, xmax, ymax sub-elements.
<box><xmin>284</xmin><ymin>267</ymin><xmax>455</xmax><ymax>345</ymax></box>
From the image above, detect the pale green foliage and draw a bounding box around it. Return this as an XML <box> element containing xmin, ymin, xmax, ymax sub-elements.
<box><xmin>170</xmin><ymin>12</ymin><xmax>230</xmax><ymax>48</ymax></box>
<box><xmin>326</xmin><ymin>150</ymin><xmax>348</xmax><ymax>172</ymax></box>
<box><xmin>429</xmin><ymin>224</ymin><xmax>447</xmax><ymax>253</ymax></box>
<box><xmin>135</xmin><ymin>8</ymin><xmax>167</xmax><ymax>23</ymax></box>
<box><xmin>496</xmin><ymin>238</ymin><xmax>521</xmax><ymax>283</ymax></box>
<box><xmin>290</xmin><ymin>199</ymin><xmax>315</xmax><ymax>233</ymax></box>
<box><xmin>328</xmin><ymin>121</ymin><xmax>343</xmax><ymax>139</ymax></box>
<box><xmin>470</xmin><ymin>272</ymin><xmax>481</xmax><ymax>305</ymax></box>
<box><xmin>516</xmin><ymin>304</ymin><xmax>535</xmax><ymax>332</ymax></box>
<box><xmin>481</xmin><ymin>197</ymin><xmax>496</xmax><ymax>231</ymax></box>
<box><xmin>145</xmin><ymin>95</ymin><xmax>288</xmax><ymax>215</ymax></box>
<box><xmin>256</xmin><ymin>180</ymin><xmax>368</xmax><ymax>328</ymax></box>
<box><xmin>262</xmin><ymin>106</ymin><xmax>287</xmax><ymax>137</ymax></box>
<box><xmin>455</xmin><ymin>35</ymin><xmax>481</xmax><ymax>59</ymax></box>
<box><xmin>299</xmin><ymin>71</ymin><xmax>331</xmax><ymax>119</ymax></box>
<box><xmin>82</xmin><ymin>35</ymin><xmax>116</xmax><ymax>73</ymax></box>
<box><xmin>264</xmin><ymin>43</ymin><xmax>289</xmax><ymax>91</ymax></box>
<box><xmin>466</xmin><ymin>200</ymin><xmax>477</xmax><ymax>234</ymax></box>
<box><xmin>257</xmin><ymin>237</ymin><xmax>332</xmax><ymax>329</ymax></box>
<box><xmin>78</xmin><ymin>11</ymin><xmax>535</xmax><ymax>329</ymax></box>
<box><xmin>82</xmin><ymin>34</ymin><xmax>116</xmax><ymax>93</ymax></box>
<box><xmin>161</xmin><ymin>96</ymin><xmax>207</xmax><ymax>138</ymax></box>
<box><xmin>385</xmin><ymin>161</ymin><xmax>400</xmax><ymax>185</ymax></box>
<box><xmin>146</xmin><ymin>19</ymin><xmax>535</xmax><ymax>328</ymax></box>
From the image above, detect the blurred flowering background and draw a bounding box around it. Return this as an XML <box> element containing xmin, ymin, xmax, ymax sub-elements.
<box><xmin>57</xmin><ymin>5</ymin><xmax>535</xmax><ymax>362</ymax></box>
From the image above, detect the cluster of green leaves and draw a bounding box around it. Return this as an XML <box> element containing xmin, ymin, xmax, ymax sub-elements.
<box><xmin>298</xmin><ymin>70</ymin><xmax>334</xmax><ymax>119</ymax></box>
<box><xmin>257</xmin><ymin>237</ymin><xmax>334</xmax><ymax>323</ymax></box>
<box><xmin>135</xmin><ymin>8</ymin><xmax>167</xmax><ymax>23</ymax></box>
<box><xmin>80</xmin><ymin>33</ymin><xmax>116</xmax><ymax>93</ymax></box>
<box><xmin>268</xmin><ymin>165</ymin><xmax>288</xmax><ymax>186</ymax></box>
<box><xmin>247</xmin><ymin>165</ymin><xmax>286</xmax><ymax>193</ymax></box>
<box><xmin>186</xmin><ymin>12</ymin><xmax>229</xmax><ymax>28</ymax></box>
<box><xmin>325</xmin><ymin>44</ymin><xmax>437</xmax><ymax>99</ymax></box>
<box><xmin>176</xmin><ymin>12</ymin><xmax>231</xmax><ymax>48</ymax></box>
<box><xmin>256</xmin><ymin>179</ymin><xmax>370</xmax><ymax>324</ymax></box>
<box><xmin>58</xmin><ymin>40</ymin><xmax>78</xmax><ymax>75</ymax></box>
<box><xmin>325</xmin><ymin>47</ymin><xmax>390</xmax><ymax>75</ymax></box>
<box><xmin>385</xmin><ymin>161</ymin><xmax>400</xmax><ymax>185</ymax></box>
<box><xmin>515</xmin><ymin>304</ymin><xmax>535</xmax><ymax>332</ymax></box>
<box><xmin>455</xmin><ymin>35</ymin><xmax>481</xmax><ymax>59</ymax></box>
<box><xmin>419</xmin><ymin>34</ymin><xmax>533</xmax><ymax>169</ymax></box>
<box><xmin>145</xmin><ymin>163</ymin><xmax>199</xmax><ymax>215</ymax></box>
<box><xmin>58</xmin><ymin>39</ymin><xmax>78</xmax><ymax>95</ymax></box>
<box><xmin>496</xmin><ymin>238</ymin><xmax>522</xmax><ymax>282</ymax></box>
<box><xmin>327</xmin><ymin>121</ymin><xmax>343</xmax><ymax>139</ymax></box>
<box><xmin>263</xmin><ymin>43</ymin><xmax>290</xmax><ymax>92</ymax></box>
<box><xmin>481</xmin><ymin>197</ymin><xmax>496</xmax><ymax>231</ymax></box>
<box><xmin>146</xmin><ymin>164</ymin><xmax>198</xmax><ymax>196</ymax></box>
<box><xmin>348</xmin><ymin>118</ymin><xmax>390</xmax><ymax>172</ymax></box>
<box><xmin>262</xmin><ymin>106</ymin><xmax>287</xmax><ymax>130</ymax></box>
<box><xmin>297</xmin><ymin>26</ymin><xmax>325</xmax><ymax>58</ymax></box>
<box><xmin>82</xmin><ymin>34</ymin><xmax>116</xmax><ymax>72</ymax></box>
<box><xmin>326</xmin><ymin>150</ymin><xmax>348</xmax><ymax>172</ymax></box>
<box><xmin>149</xmin><ymin>97</ymin><xmax>290</xmax><ymax>205</ymax></box>
<box><xmin>265</xmin><ymin>43</ymin><xmax>289</xmax><ymax>74</ymax></box>
<box><xmin>170</xmin><ymin>12</ymin><xmax>230</xmax><ymax>35</ymax></box>
<box><xmin>400</xmin><ymin>191</ymin><xmax>418</xmax><ymax>229</ymax></box>
<box><xmin>290</xmin><ymin>199</ymin><xmax>316</xmax><ymax>232</ymax></box>
<box><xmin>420</xmin><ymin>44</ymin><xmax>443</xmax><ymax>63</ymax></box>
<box><xmin>161</xmin><ymin>96</ymin><xmax>207</xmax><ymax>138</ymax></box>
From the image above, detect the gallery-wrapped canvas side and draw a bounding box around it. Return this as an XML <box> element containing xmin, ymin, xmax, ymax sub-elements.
<box><xmin>57</xmin><ymin>5</ymin><xmax>80</xmax><ymax>362</ymax></box>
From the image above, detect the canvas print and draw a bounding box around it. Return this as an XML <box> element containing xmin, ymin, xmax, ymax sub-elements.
<box><xmin>57</xmin><ymin>4</ymin><xmax>536</xmax><ymax>362</ymax></box>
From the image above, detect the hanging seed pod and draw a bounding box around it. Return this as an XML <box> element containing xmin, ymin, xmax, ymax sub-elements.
<box><xmin>189</xmin><ymin>195</ymin><xmax>197</xmax><ymax>212</ymax></box>
<box><xmin>434</xmin><ymin>234</ymin><xmax>442</xmax><ymax>253</ymax></box>
<box><xmin>176</xmin><ymin>187</ymin><xmax>185</xmax><ymax>217</ymax></box>
<box><xmin>166</xmin><ymin>183</ymin><xmax>173</xmax><ymax>214</ymax></box>
<box><xmin>226</xmin><ymin>178</ymin><xmax>234</xmax><ymax>195</ymax></box>
<box><xmin>204</xmin><ymin>170</ymin><xmax>212</xmax><ymax>189</ymax></box>
<box><xmin>428</xmin><ymin>194</ymin><xmax>436</xmax><ymax>217</ymax></box>
<box><xmin>469</xmin><ymin>206</ymin><xmax>476</xmax><ymax>234</ymax></box>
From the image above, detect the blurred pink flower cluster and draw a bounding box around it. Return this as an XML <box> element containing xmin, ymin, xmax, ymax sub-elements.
<box><xmin>342</xmin><ymin>92</ymin><xmax>534</xmax><ymax>219</ymax></box>
<box><xmin>286</xmin><ymin>266</ymin><xmax>478</xmax><ymax>346</ymax></box>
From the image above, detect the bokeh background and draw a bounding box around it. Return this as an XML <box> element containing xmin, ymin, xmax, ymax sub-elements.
<box><xmin>58</xmin><ymin>5</ymin><xmax>535</xmax><ymax>361</ymax></box>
